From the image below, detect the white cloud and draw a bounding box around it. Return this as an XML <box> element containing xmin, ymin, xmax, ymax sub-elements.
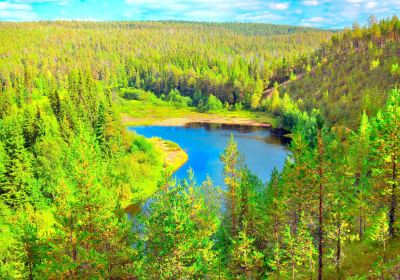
<box><xmin>55</xmin><ymin>17</ymin><xmax>100</xmax><ymax>21</ymax></box>
<box><xmin>11</xmin><ymin>0</ymin><xmax>70</xmax><ymax>6</ymax></box>
<box><xmin>124</xmin><ymin>0</ymin><xmax>264</xmax><ymax>21</ymax></box>
<box><xmin>268</xmin><ymin>2</ymin><xmax>289</xmax><ymax>10</ymax></box>
<box><xmin>236</xmin><ymin>12</ymin><xmax>282</xmax><ymax>21</ymax></box>
<box><xmin>0</xmin><ymin>2</ymin><xmax>32</xmax><ymax>11</ymax></box>
<box><xmin>0</xmin><ymin>2</ymin><xmax>36</xmax><ymax>21</ymax></box>
<box><xmin>303</xmin><ymin>0</ymin><xmax>319</xmax><ymax>6</ymax></box>
<box><xmin>301</xmin><ymin>16</ymin><xmax>330</xmax><ymax>27</ymax></box>
<box><xmin>294</xmin><ymin>9</ymin><xmax>303</xmax><ymax>15</ymax></box>
<box><xmin>366</xmin><ymin>1</ymin><xmax>377</xmax><ymax>9</ymax></box>
<box><xmin>308</xmin><ymin>17</ymin><xmax>326</xmax><ymax>23</ymax></box>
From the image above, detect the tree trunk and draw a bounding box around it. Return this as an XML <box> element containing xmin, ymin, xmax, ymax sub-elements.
<box><xmin>317</xmin><ymin>129</ymin><xmax>324</xmax><ymax>280</ymax></box>
<box><xmin>336</xmin><ymin>221</ymin><xmax>341</xmax><ymax>272</ymax></box>
<box><xmin>240</xmin><ymin>185</ymin><xmax>248</xmax><ymax>232</ymax></box>
<box><xmin>389</xmin><ymin>153</ymin><xmax>396</xmax><ymax>237</ymax></box>
<box><xmin>318</xmin><ymin>183</ymin><xmax>323</xmax><ymax>280</ymax></box>
<box><xmin>231</xmin><ymin>184</ymin><xmax>237</xmax><ymax>236</ymax></box>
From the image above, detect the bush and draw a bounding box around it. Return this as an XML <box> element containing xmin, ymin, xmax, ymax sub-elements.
<box><xmin>121</xmin><ymin>88</ymin><xmax>158</xmax><ymax>102</ymax></box>
<box><xmin>130</xmin><ymin>136</ymin><xmax>153</xmax><ymax>153</ymax></box>
<box><xmin>166</xmin><ymin>89</ymin><xmax>192</xmax><ymax>108</ymax></box>
<box><xmin>199</xmin><ymin>94</ymin><xmax>223</xmax><ymax>111</ymax></box>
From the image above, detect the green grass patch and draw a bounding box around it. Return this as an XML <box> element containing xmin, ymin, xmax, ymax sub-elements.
<box><xmin>119</xmin><ymin>97</ymin><xmax>276</xmax><ymax>127</ymax></box>
<box><xmin>322</xmin><ymin>239</ymin><xmax>400</xmax><ymax>279</ymax></box>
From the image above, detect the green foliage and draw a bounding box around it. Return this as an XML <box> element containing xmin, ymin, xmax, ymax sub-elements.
<box><xmin>166</xmin><ymin>88</ymin><xmax>192</xmax><ymax>108</ymax></box>
<box><xmin>221</xmin><ymin>134</ymin><xmax>243</xmax><ymax>236</ymax></box>
<box><xmin>250</xmin><ymin>79</ymin><xmax>264</xmax><ymax>109</ymax></box>
<box><xmin>229</xmin><ymin>228</ymin><xmax>264</xmax><ymax>279</ymax></box>
<box><xmin>0</xmin><ymin>18</ymin><xmax>399</xmax><ymax>279</ymax></box>
<box><xmin>121</xmin><ymin>88</ymin><xmax>159</xmax><ymax>103</ymax></box>
<box><xmin>285</xmin><ymin>16</ymin><xmax>400</xmax><ymax>128</ymax></box>
<box><xmin>0</xmin><ymin>21</ymin><xmax>331</xmax><ymax>111</ymax></box>
<box><xmin>369</xmin><ymin>210</ymin><xmax>390</xmax><ymax>251</ymax></box>
<box><xmin>137</xmin><ymin>173</ymin><xmax>221</xmax><ymax>279</ymax></box>
<box><xmin>130</xmin><ymin>135</ymin><xmax>154</xmax><ymax>153</ymax></box>
<box><xmin>198</xmin><ymin>94</ymin><xmax>224</xmax><ymax>112</ymax></box>
<box><xmin>370</xmin><ymin>59</ymin><xmax>380</xmax><ymax>70</ymax></box>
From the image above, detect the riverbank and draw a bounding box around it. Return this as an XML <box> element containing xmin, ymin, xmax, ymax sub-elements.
<box><xmin>123</xmin><ymin>135</ymin><xmax>188</xmax><ymax>210</ymax></box>
<box><xmin>120</xmin><ymin>99</ymin><xmax>275</xmax><ymax>127</ymax></box>
<box><xmin>123</xmin><ymin>114</ymin><xmax>272</xmax><ymax>127</ymax></box>
<box><xmin>125</xmin><ymin>137</ymin><xmax>188</xmax><ymax>214</ymax></box>
<box><xmin>149</xmin><ymin>137</ymin><xmax>188</xmax><ymax>172</ymax></box>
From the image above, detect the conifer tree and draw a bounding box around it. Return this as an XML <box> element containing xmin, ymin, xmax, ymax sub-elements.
<box><xmin>315</xmin><ymin>113</ymin><xmax>325</xmax><ymax>280</ymax></box>
<box><xmin>0</xmin><ymin>116</ymin><xmax>34</xmax><ymax>207</ymax></box>
<box><xmin>221</xmin><ymin>133</ymin><xmax>243</xmax><ymax>236</ymax></box>
<box><xmin>250</xmin><ymin>78</ymin><xmax>263</xmax><ymax>109</ymax></box>
<box><xmin>44</xmin><ymin>126</ymin><xmax>135</xmax><ymax>278</ymax></box>
<box><xmin>371</xmin><ymin>89</ymin><xmax>399</xmax><ymax>237</ymax></box>
<box><xmin>140</xmin><ymin>178</ymin><xmax>221</xmax><ymax>279</ymax></box>
<box><xmin>348</xmin><ymin>111</ymin><xmax>372</xmax><ymax>239</ymax></box>
<box><xmin>369</xmin><ymin>210</ymin><xmax>390</xmax><ymax>252</ymax></box>
<box><xmin>230</xmin><ymin>226</ymin><xmax>264</xmax><ymax>279</ymax></box>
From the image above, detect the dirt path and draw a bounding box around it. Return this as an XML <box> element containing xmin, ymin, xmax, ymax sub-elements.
<box><xmin>262</xmin><ymin>72</ymin><xmax>306</xmax><ymax>99</ymax></box>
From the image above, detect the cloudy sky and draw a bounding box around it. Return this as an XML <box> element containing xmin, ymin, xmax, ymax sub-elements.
<box><xmin>0</xmin><ymin>0</ymin><xmax>399</xmax><ymax>29</ymax></box>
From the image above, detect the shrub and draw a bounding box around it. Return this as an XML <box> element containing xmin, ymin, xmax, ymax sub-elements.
<box><xmin>204</xmin><ymin>94</ymin><xmax>223</xmax><ymax>111</ymax></box>
<box><xmin>121</xmin><ymin>88</ymin><xmax>158</xmax><ymax>103</ymax></box>
<box><xmin>166</xmin><ymin>89</ymin><xmax>192</xmax><ymax>108</ymax></box>
<box><xmin>130</xmin><ymin>136</ymin><xmax>153</xmax><ymax>153</ymax></box>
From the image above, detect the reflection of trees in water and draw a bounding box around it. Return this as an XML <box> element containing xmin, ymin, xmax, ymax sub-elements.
<box><xmin>186</xmin><ymin>122</ymin><xmax>264</xmax><ymax>132</ymax></box>
<box><xmin>262</xmin><ymin>135</ymin><xmax>290</xmax><ymax>146</ymax></box>
<box><xmin>186</xmin><ymin>122</ymin><xmax>291</xmax><ymax>145</ymax></box>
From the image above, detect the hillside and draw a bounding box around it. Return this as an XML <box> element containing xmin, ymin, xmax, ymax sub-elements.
<box><xmin>283</xmin><ymin>16</ymin><xmax>400</xmax><ymax>128</ymax></box>
<box><xmin>0</xmin><ymin>21</ymin><xmax>332</xmax><ymax>108</ymax></box>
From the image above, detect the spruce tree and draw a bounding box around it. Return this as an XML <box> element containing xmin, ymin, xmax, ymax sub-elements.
<box><xmin>371</xmin><ymin>89</ymin><xmax>399</xmax><ymax>237</ymax></box>
<box><xmin>221</xmin><ymin>133</ymin><xmax>243</xmax><ymax>237</ymax></box>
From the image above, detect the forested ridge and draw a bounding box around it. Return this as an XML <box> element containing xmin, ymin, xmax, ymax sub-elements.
<box><xmin>0</xmin><ymin>21</ymin><xmax>331</xmax><ymax>107</ymax></box>
<box><xmin>0</xmin><ymin>19</ymin><xmax>399</xmax><ymax>279</ymax></box>
<box><xmin>282</xmin><ymin>15</ymin><xmax>400</xmax><ymax>128</ymax></box>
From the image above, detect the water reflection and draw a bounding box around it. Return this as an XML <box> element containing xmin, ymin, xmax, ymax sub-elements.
<box><xmin>129</xmin><ymin>123</ymin><xmax>290</xmax><ymax>186</ymax></box>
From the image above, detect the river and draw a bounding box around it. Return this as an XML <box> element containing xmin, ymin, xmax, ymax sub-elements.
<box><xmin>128</xmin><ymin>122</ymin><xmax>290</xmax><ymax>187</ymax></box>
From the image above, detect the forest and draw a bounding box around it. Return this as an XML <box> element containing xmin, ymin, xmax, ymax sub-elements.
<box><xmin>0</xmin><ymin>18</ymin><xmax>399</xmax><ymax>279</ymax></box>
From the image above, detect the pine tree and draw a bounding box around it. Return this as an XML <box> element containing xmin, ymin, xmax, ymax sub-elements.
<box><xmin>49</xmin><ymin>89</ymin><xmax>61</xmax><ymax>121</ymax></box>
<box><xmin>348</xmin><ymin>111</ymin><xmax>372</xmax><ymax>239</ymax></box>
<box><xmin>230</xmin><ymin>226</ymin><xmax>264</xmax><ymax>279</ymax></box>
<box><xmin>265</xmin><ymin>167</ymin><xmax>286</xmax><ymax>249</ymax></box>
<box><xmin>95</xmin><ymin>101</ymin><xmax>106</xmax><ymax>147</ymax></box>
<box><xmin>250</xmin><ymin>78</ymin><xmax>263</xmax><ymax>109</ymax></box>
<box><xmin>371</xmin><ymin>89</ymin><xmax>399</xmax><ymax>237</ymax></box>
<box><xmin>270</xmin><ymin>84</ymin><xmax>281</xmax><ymax>116</ymax></box>
<box><xmin>0</xmin><ymin>115</ymin><xmax>34</xmax><ymax>207</ymax></box>
<box><xmin>369</xmin><ymin>210</ymin><xmax>390</xmax><ymax>252</ymax></box>
<box><xmin>221</xmin><ymin>133</ymin><xmax>243</xmax><ymax>236</ymax></box>
<box><xmin>44</xmin><ymin>126</ymin><xmax>135</xmax><ymax>278</ymax></box>
<box><xmin>316</xmin><ymin>113</ymin><xmax>325</xmax><ymax>280</ymax></box>
<box><xmin>140</xmin><ymin>178</ymin><xmax>220</xmax><ymax>279</ymax></box>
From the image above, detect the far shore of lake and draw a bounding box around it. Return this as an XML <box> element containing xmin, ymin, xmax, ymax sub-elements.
<box><xmin>122</xmin><ymin>113</ymin><xmax>272</xmax><ymax>128</ymax></box>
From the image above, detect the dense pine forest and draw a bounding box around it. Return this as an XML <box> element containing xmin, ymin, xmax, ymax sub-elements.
<box><xmin>0</xmin><ymin>18</ymin><xmax>399</xmax><ymax>279</ymax></box>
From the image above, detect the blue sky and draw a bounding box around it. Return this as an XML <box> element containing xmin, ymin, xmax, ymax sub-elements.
<box><xmin>0</xmin><ymin>0</ymin><xmax>399</xmax><ymax>29</ymax></box>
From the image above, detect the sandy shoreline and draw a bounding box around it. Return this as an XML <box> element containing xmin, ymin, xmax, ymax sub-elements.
<box><xmin>122</xmin><ymin>115</ymin><xmax>271</xmax><ymax>128</ymax></box>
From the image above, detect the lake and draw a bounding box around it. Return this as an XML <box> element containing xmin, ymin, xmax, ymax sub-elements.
<box><xmin>128</xmin><ymin>123</ymin><xmax>290</xmax><ymax>187</ymax></box>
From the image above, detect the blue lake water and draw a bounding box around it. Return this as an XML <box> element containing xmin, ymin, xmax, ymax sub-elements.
<box><xmin>128</xmin><ymin>123</ymin><xmax>290</xmax><ymax>187</ymax></box>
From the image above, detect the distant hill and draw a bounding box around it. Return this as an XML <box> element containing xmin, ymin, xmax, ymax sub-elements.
<box><xmin>0</xmin><ymin>21</ymin><xmax>332</xmax><ymax>108</ymax></box>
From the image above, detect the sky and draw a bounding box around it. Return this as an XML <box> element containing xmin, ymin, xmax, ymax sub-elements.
<box><xmin>0</xmin><ymin>0</ymin><xmax>399</xmax><ymax>29</ymax></box>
